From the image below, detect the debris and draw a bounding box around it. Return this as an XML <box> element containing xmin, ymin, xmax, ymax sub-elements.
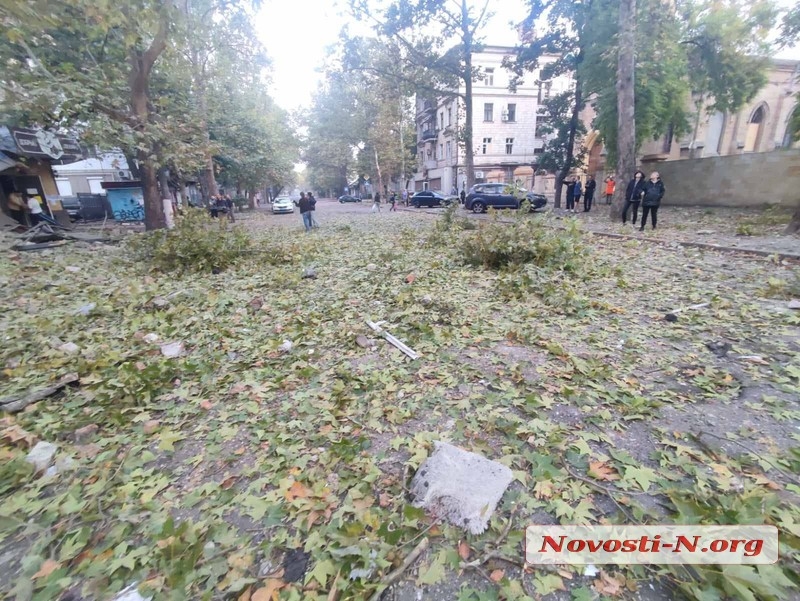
<box><xmin>152</xmin><ymin>297</ymin><xmax>170</xmax><ymax>308</ymax></box>
<box><xmin>249</xmin><ymin>296</ymin><xmax>264</xmax><ymax>311</ymax></box>
<box><xmin>789</xmin><ymin>300</ymin><xmax>800</xmax><ymax>310</ymax></box>
<box><xmin>75</xmin><ymin>302</ymin><xmax>96</xmax><ymax>316</ymax></box>
<box><xmin>26</xmin><ymin>441</ymin><xmax>59</xmax><ymax>472</ymax></box>
<box><xmin>368</xmin><ymin>538</ymin><xmax>429</xmax><ymax>601</ymax></box>
<box><xmin>160</xmin><ymin>341</ymin><xmax>184</xmax><ymax>358</ymax></box>
<box><xmin>73</xmin><ymin>424</ymin><xmax>99</xmax><ymax>442</ymax></box>
<box><xmin>143</xmin><ymin>333</ymin><xmax>160</xmax><ymax>344</ymax></box>
<box><xmin>366</xmin><ymin>320</ymin><xmax>419</xmax><ymax>360</ymax></box>
<box><xmin>705</xmin><ymin>341</ymin><xmax>732</xmax><ymax>357</ymax></box>
<box><xmin>421</xmin><ymin>295</ymin><xmax>433</xmax><ymax>306</ymax></box>
<box><xmin>282</xmin><ymin>549</ymin><xmax>310</xmax><ymax>583</ymax></box>
<box><xmin>111</xmin><ymin>583</ymin><xmax>153</xmax><ymax>601</ymax></box>
<box><xmin>279</xmin><ymin>340</ymin><xmax>293</xmax><ymax>353</ymax></box>
<box><xmin>66</xmin><ymin>265</ymin><xmax>81</xmax><ymax>272</ymax></box>
<box><xmin>696</xmin><ymin>230</ymin><xmax>715</xmax><ymax>235</ymax></box>
<box><xmin>59</xmin><ymin>341</ymin><xmax>80</xmax><ymax>354</ymax></box>
<box><xmin>366</xmin><ymin>263</ymin><xmax>378</xmax><ymax>271</ymax></box>
<box><xmin>0</xmin><ymin>373</ymin><xmax>80</xmax><ymax>413</ymax></box>
<box><xmin>738</xmin><ymin>355</ymin><xmax>769</xmax><ymax>364</ymax></box>
<box><xmin>584</xmin><ymin>564</ymin><xmax>599</xmax><ymax>577</ymax></box>
<box><xmin>664</xmin><ymin>302</ymin><xmax>710</xmax><ymax>322</ymax></box>
<box><xmin>258</xmin><ymin>559</ymin><xmax>274</xmax><ymax>579</ymax></box>
<box><xmin>409</xmin><ymin>441</ymin><xmax>513</xmax><ymax>534</ymax></box>
<box><xmin>302</xmin><ymin>268</ymin><xmax>317</xmax><ymax>279</ymax></box>
<box><xmin>355</xmin><ymin>334</ymin><xmax>375</xmax><ymax>349</ymax></box>
<box><xmin>405</xmin><ymin>273</ymin><xmax>416</xmax><ymax>284</ymax></box>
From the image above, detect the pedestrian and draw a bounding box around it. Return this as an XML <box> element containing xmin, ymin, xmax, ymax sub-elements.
<box><xmin>308</xmin><ymin>192</ymin><xmax>320</xmax><ymax>228</ymax></box>
<box><xmin>7</xmin><ymin>190</ymin><xmax>26</xmax><ymax>224</ymax></box>
<box><xmin>26</xmin><ymin>195</ymin><xmax>44</xmax><ymax>225</ymax></box>
<box><xmin>583</xmin><ymin>175</ymin><xmax>596</xmax><ymax>212</ymax></box>
<box><xmin>209</xmin><ymin>195</ymin><xmax>218</xmax><ymax>218</ymax></box>
<box><xmin>639</xmin><ymin>172</ymin><xmax>665</xmax><ymax>231</ymax></box>
<box><xmin>295</xmin><ymin>192</ymin><xmax>313</xmax><ymax>232</ymax></box>
<box><xmin>604</xmin><ymin>175</ymin><xmax>616</xmax><ymax>205</ymax></box>
<box><xmin>572</xmin><ymin>178</ymin><xmax>582</xmax><ymax>213</ymax></box>
<box><xmin>622</xmin><ymin>170</ymin><xmax>646</xmax><ymax>225</ymax></box>
<box><xmin>371</xmin><ymin>191</ymin><xmax>381</xmax><ymax>213</ymax></box>
<box><xmin>565</xmin><ymin>177</ymin><xmax>576</xmax><ymax>213</ymax></box>
<box><xmin>451</xmin><ymin>185</ymin><xmax>458</xmax><ymax>196</ymax></box>
<box><xmin>389</xmin><ymin>191</ymin><xmax>397</xmax><ymax>211</ymax></box>
<box><xmin>402</xmin><ymin>189</ymin><xmax>408</xmax><ymax>206</ymax></box>
<box><xmin>460</xmin><ymin>188</ymin><xmax>466</xmax><ymax>205</ymax></box>
<box><xmin>224</xmin><ymin>195</ymin><xmax>235</xmax><ymax>222</ymax></box>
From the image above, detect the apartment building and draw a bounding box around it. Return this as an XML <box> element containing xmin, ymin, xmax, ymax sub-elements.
<box><xmin>413</xmin><ymin>46</ymin><xmax>572</xmax><ymax>193</ymax></box>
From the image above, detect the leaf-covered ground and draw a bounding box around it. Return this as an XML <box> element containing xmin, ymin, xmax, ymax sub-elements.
<box><xmin>1</xmin><ymin>205</ymin><xmax>799</xmax><ymax>601</ymax></box>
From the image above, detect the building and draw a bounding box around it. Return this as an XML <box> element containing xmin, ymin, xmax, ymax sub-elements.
<box><xmin>413</xmin><ymin>46</ymin><xmax>572</xmax><ymax>193</ymax></box>
<box><xmin>52</xmin><ymin>151</ymin><xmax>133</xmax><ymax>196</ymax></box>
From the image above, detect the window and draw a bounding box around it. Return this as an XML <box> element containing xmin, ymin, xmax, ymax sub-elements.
<box><xmin>505</xmin><ymin>138</ymin><xmax>514</xmax><ymax>155</ymax></box>
<box><xmin>440</xmin><ymin>112</ymin><xmax>444</xmax><ymax>129</ymax></box>
<box><xmin>537</xmin><ymin>81</ymin><xmax>552</xmax><ymax>103</ymax></box>
<box><xmin>439</xmin><ymin>143</ymin><xmax>443</xmax><ymax>159</ymax></box>
<box><xmin>484</xmin><ymin>103</ymin><xmax>493</xmax><ymax>122</ymax></box>
<box><xmin>482</xmin><ymin>137</ymin><xmax>491</xmax><ymax>154</ymax></box>
<box><xmin>506</xmin><ymin>103</ymin><xmax>516</xmax><ymax>122</ymax></box>
<box><xmin>485</xmin><ymin>68</ymin><xmax>494</xmax><ymax>86</ymax></box>
<box><xmin>446</xmin><ymin>141</ymin><xmax>451</xmax><ymax>158</ymax></box>
<box><xmin>447</xmin><ymin>108</ymin><xmax>452</xmax><ymax>126</ymax></box>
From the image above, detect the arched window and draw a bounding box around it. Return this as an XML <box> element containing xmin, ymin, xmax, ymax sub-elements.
<box><xmin>782</xmin><ymin>105</ymin><xmax>798</xmax><ymax>149</ymax></box>
<box><xmin>744</xmin><ymin>104</ymin><xmax>767</xmax><ymax>152</ymax></box>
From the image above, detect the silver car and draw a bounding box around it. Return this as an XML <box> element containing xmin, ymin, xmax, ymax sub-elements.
<box><xmin>272</xmin><ymin>196</ymin><xmax>294</xmax><ymax>214</ymax></box>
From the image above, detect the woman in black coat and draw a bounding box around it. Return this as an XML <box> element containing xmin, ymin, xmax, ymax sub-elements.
<box><xmin>640</xmin><ymin>172</ymin><xmax>665</xmax><ymax>231</ymax></box>
<box><xmin>622</xmin><ymin>170</ymin><xmax>646</xmax><ymax>225</ymax></box>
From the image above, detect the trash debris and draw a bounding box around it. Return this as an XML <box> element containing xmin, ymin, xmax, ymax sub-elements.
<box><xmin>789</xmin><ymin>300</ymin><xmax>800</xmax><ymax>310</ymax></box>
<box><xmin>664</xmin><ymin>302</ymin><xmax>710</xmax><ymax>322</ymax></box>
<box><xmin>160</xmin><ymin>342</ymin><xmax>184</xmax><ymax>358</ymax></box>
<box><xmin>143</xmin><ymin>333</ymin><xmax>160</xmax><ymax>344</ymax></box>
<box><xmin>410</xmin><ymin>441</ymin><xmax>513</xmax><ymax>534</ymax></box>
<box><xmin>584</xmin><ymin>564</ymin><xmax>599</xmax><ymax>577</ymax></box>
<box><xmin>59</xmin><ymin>342</ymin><xmax>80</xmax><ymax>354</ymax></box>
<box><xmin>279</xmin><ymin>340</ymin><xmax>293</xmax><ymax>353</ymax></box>
<box><xmin>66</xmin><ymin>265</ymin><xmax>81</xmax><ymax>272</ymax></box>
<box><xmin>355</xmin><ymin>334</ymin><xmax>375</xmax><ymax>349</ymax></box>
<box><xmin>111</xmin><ymin>583</ymin><xmax>153</xmax><ymax>601</ymax></box>
<box><xmin>26</xmin><ymin>441</ymin><xmax>58</xmax><ymax>472</ymax></box>
<box><xmin>302</xmin><ymin>267</ymin><xmax>317</xmax><ymax>279</ymax></box>
<box><xmin>366</xmin><ymin>320</ymin><xmax>419</xmax><ymax>360</ymax></box>
<box><xmin>75</xmin><ymin>302</ymin><xmax>96</xmax><ymax>316</ymax></box>
<box><xmin>282</xmin><ymin>549</ymin><xmax>310</xmax><ymax>583</ymax></box>
<box><xmin>705</xmin><ymin>341</ymin><xmax>731</xmax><ymax>357</ymax></box>
<box><xmin>152</xmin><ymin>297</ymin><xmax>170</xmax><ymax>308</ymax></box>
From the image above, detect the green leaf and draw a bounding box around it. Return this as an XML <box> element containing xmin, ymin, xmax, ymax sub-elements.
<box><xmin>417</xmin><ymin>550</ymin><xmax>447</xmax><ymax>585</ymax></box>
<box><xmin>623</xmin><ymin>466</ymin><xmax>658</xmax><ymax>491</ymax></box>
<box><xmin>305</xmin><ymin>558</ymin><xmax>336</xmax><ymax>586</ymax></box>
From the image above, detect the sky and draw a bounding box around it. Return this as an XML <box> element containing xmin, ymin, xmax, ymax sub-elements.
<box><xmin>254</xmin><ymin>0</ymin><xmax>800</xmax><ymax>113</ymax></box>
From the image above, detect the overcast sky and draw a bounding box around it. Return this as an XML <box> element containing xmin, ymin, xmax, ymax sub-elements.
<box><xmin>254</xmin><ymin>0</ymin><xmax>799</xmax><ymax>113</ymax></box>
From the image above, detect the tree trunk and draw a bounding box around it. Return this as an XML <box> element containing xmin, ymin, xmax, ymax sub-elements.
<box><xmin>785</xmin><ymin>204</ymin><xmax>800</xmax><ymax>234</ymax></box>
<box><xmin>612</xmin><ymin>0</ymin><xmax>637</xmax><ymax>219</ymax></box>
<box><xmin>461</xmin><ymin>0</ymin><xmax>475</xmax><ymax>190</ymax></box>
<box><xmin>555</xmin><ymin>76</ymin><xmax>584</xmax><ymax>209</ymax></box>
<box><xmin>140</xmin><ymin>151</ymin><xmax>166</xmax><ymax>230</ymax></box>
<box><xmin>554</xmin><ymin>173</ymin><xmax>564</xmax><ymax>208</ymax></box>
<box><xmin>157</xmin><ymin>166</ymin><xmax>171</xmax><ymax>201</ymax></box>
<box><xmin>374</xmin><ymin>147</ymin><xmax>384</xmax><ymax>193</ymax></box>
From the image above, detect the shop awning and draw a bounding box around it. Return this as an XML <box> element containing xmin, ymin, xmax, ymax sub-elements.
<box><xmin>0</xmin><ymin>126</ymin><xmax>85</xmax><ymax>165</ymax></box>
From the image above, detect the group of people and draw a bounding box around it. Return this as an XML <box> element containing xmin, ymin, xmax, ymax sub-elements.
<box><xmin>295</xmin><ymin>191</ymin><xmax>319</xmax><ymax>232</ymax></box>
<box><xmin>370</xmin><ymin>191</ymin><xmax>399</xmax><ymax>213</ymax></box>
<box><xmin>209</xmin><ymin>194</ymin><xmax>235</xmax><ymax>222</ymax></box>
<box><xmin>6</xmin><ymin>191</ymin><xmax>55</xmax><ymax>227</ymax></box>
<box><xmin>563</xmin><ymin>171</ymin><xmax>665</xmax><ymax>230</ymax></box>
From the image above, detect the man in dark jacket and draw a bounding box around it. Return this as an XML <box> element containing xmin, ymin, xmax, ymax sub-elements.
<box><xmin>583</xmin><ymin>175</ymin><xmax>596</xmax><ymax>212</ymax></box>
<box><xmin>640</xmin><ymin>172</ymin><xmax>665</xmax><ymax>231</ymax></box>
<box><xmin>565</xmin><ymin>178</ymin><xmax>576</xmax><ymax>213</ymax></box>
<box><xmin>295</xmin><ymin>192</ymin><xmax>313</xmax><ymax>232</ymax></box>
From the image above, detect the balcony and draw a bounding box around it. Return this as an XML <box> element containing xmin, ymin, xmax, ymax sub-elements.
<box><xmin>424</xmin><ymin>159</ymin><xmax>439</xmax><ymax>170</ymax></box>
<box><xmin>420</xmin><ymin>129</ymin><xmax>438</xmax><ymax>142</ymax></box>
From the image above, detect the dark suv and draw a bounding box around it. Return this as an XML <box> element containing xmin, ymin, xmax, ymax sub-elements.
<box><xmin>464</xmin><ymin>183</ymin><xmax>547</xmax><ymax>213</ymax></box>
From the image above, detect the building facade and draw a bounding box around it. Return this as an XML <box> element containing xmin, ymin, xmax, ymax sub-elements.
<box><xmin>413</xmin><ymin>46</ymin><xmax>572</xmax><ymax>193</ymax></box>
<box><xmin>52</xmin><ymin>152</ymin><xmax>133</xmax><ymax>196</ymax></box>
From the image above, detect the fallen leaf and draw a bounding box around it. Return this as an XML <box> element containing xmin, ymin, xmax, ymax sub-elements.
<box><xmin>588</xmin><ymin>460</ymin><xmax>620</xmax><ymax>481</ymax></box>
<box><xmin>252</xmin><ymin>579</ymin><xmax>284</xmax><ymax>601</ymax></box>
<box><xmin>1</xmin><ymin>424</ymin><xmax>38</xmax><ymax>448</ymax></box>
<box><xmin>200</xmin><ymin>399</ymin><xmax>213</xmax><ymax>410</ymax></box>
<box><xmin>143</xmin><ymin>420</ymin><xmax>160</xmax><ymax>434</ymax></box>
<box><xmin>457</xmin><ymin>540</ymin><xmax>470</xmax><ymax>560</ymax></box>
<box><xmin>234</xmin><ymin>447</ymin><xmax>245</xmax><ymax>455</ymax></box>
<box><xmin>489</xmin><ymin>569</ymin><xmax>505</xmax><ymax>582</ymax></box>
<box><xmin>32</xmin><ymin>559</ymin><xmax>60</xmax><ymax>579</ymax></box>
<box><xmin>285</xmin><ymin>480</ymin><xmax>310</xmax><ymax>501</ymax></box>
<box><xmin>221</xmin><ymin>475</ymin><xmax>238</xmax><ymax>490</ymax></box>
<box><xmin>238</xmin><ymin>587</ymin><xmax>252</xmax><ymax>601</ymax></box>
<box><xmin>594</xmin><ymin>571</ymin><xmax>624</xmax><ymax>596</ymax></box>
<box><xmin>405</xmin><ymin>273</ymin><xmax>416</xmax><ymax>283</ymax></box>
<box><xmin>378</xmin><ymin>492</ymin><xmax>391</xmax><ymax>508</ymax></box>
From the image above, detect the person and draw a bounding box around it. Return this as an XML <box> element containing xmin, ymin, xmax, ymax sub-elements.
<box><xmin>26</xmin><ymin>195</ymin><xmax>44</xmax><ymax>225</ymax></box>
<box><xmin>209</xmin><ymin>195</ymin><xmax>220</xmax><ymax>218</ymax></box>
<box><xmin>572</xmin><ymin>178</ymin><xmax>582</xmax><ymax>214</ymax></box>
<box><xmin>371</xmin><ymin>191</ymin><xmax>381</xmax><ymax>213</ymax></box>
<box><xmin>308</xmin><ymin>192</ymin><xmax>319</xmax><ymax>228</ymax></box>
<box><xmin>295</xmin><ymin>192</ymin><xmax>313</xmax><ymax>232</ymax></box>
<box><xmin>7</xmin><ymin>191</ymin><xmax>26</xmax><ymax>224</ymax></box>
<box><xmin>583</xmin><ymin>175</ymin><xmax>596</xmax><ymax>212</ymax></box>
<box><xmin>604</xmin><ymin>175</ymin><xmax>616</xmax><ymax>205</ymax></box>
<box><xmin>639</xmin><ymin>172</ymin><xmax>665</xmax><ymax>231</ymax></box>
<box><xmin>460</xmin><ymin>187</ymin><xmax>466</xmax><ymax>205</ymax></box>
<box><xmin>565</xmin><ymin>177</ymin><xmax>576</xmax><ymax>213</ymax></box>
<box><xmin>402</xmin><ymin>189</ymin><xmax>408</xmax><ymax>206</ymax></box>
<box><xmin>622</xmin><ymin>170</ymin><xmax>646</xmax><ymax>225</ymax></box>
<box><xmin>389</xmin><ymin>191</ymin><xmax>397</xmax><ymax>212</ymax></box>
<box><xmin>225</xmin><ymin>194</ymin><xmax>235</xmax><ymax>222</ymax></box>
<box><xmin>451</xmin><ymin>185</ymin><xmax>458</xmax><ymax>196</ymax></box>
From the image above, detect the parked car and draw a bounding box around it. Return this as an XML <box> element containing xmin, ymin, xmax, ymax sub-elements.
<box><xmin>272</xmin><ymin>196</ymin><xmax>294</xmax><ymax>214</ymax></box>
<box><xmin>60</xmin><ymin>196</ymin><xmax>82</xmax><ymax>220</ymax></box>
<box><xmin>464</xmin><ymin>183</ymin><xmax>548</xmax><ymax>213</ymax></box>
<box><xmin>410</xmin><ymin>190</ymin><xmax>457</xmax><ymax>208</ymax></box>
<box><xmin>338</xmin><ymin>195</ymin><xmax>362</xmax><ymax>203</ymax></box>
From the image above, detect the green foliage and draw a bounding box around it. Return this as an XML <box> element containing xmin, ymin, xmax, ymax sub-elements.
<box><xmin>128</xmin><ymin>208</ymin><xmax>251</xmax><ymax>273</ymax></box>
<box><xmin>534</xmin><ymin>91</ymin><xmax>587</xmax><ymax>174</ymax></box>
<box><xmin>459</xmin><ymin>213</ymin><xmax>586</xmax><ymax>271</ymax></box>
<box><xmin>736</xmin><ymin>222</ymin><xmax>754</xmax><ymax>236</ymax></box>
<box><xmin>0</xmin><ymin>456</ymin><xmax>34</xmax><ymax>496</ymax></box>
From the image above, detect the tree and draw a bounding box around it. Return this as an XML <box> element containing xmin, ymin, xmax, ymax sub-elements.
<box><xmin>0</xmin><ymin>0</ymin><xmax>177</xmax><ymax>230</ymax></box>
<box><xmin>613</xmin><ymin>0</ymin><xmax>637</xmax><ymax>218</ymax></box>
<box><xmin>507</xmin><ymin>0</ymin><xmax>593</xmax><ymax>208</ymax></box>
<box><xmin>349</xmin><ymin>0</ymin><xmax>492</xmax><ymax>189</ymax></box>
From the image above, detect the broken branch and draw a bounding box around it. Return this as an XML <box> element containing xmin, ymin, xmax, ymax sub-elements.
<box><xmin>369</xmin><ymin>537</ymin><xmax>429</xmax><ymax>601</ymax></box>
<box><xmin>366</xmin><ymin>320</ymin><xmax>419</xmax><ymax>359</ymax></box>
<box><xmin>0</xmin><ymin>373</ymin><xmax>79</xmax><ymax>413</ymax></box>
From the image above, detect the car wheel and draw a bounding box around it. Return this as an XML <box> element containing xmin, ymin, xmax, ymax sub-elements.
<box><xmin>471</xmin><ymin>201</ymin><xmax>486</xmax><ymax>213</ymax></box>
<box><xmin>413</xmin><ymin>202</ymin><xmax>419</xmax><ymax>208</ymax></box>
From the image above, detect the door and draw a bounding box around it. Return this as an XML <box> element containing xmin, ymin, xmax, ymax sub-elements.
<box><xmin>485</xmin><ymin>184</ymin><xmax>504</xmax><ymax>208</ymax></box>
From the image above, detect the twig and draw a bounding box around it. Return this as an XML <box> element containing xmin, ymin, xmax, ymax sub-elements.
<box><xmin>460</xmin><ymin>507</ymin><xmax>522</xmax><ymax>570</ymax></box>
<box><xmin>692</xmin><ymin>431</ymin><xmax>800</xmax><ymax>486</ymax></box>
<box><xmin>561</xmin><ymin>462</ymin><xmax>640</xmax><ymax>524</ymax></box>
<box><xmin>368</xmin><ymin>537</ymin><xmax>429</xmax><ymax>601</ymax></box>
<box><xmin>0</xmin><ymin>373</ymin><xmax>79</xmax><ymax>413</ymax></box>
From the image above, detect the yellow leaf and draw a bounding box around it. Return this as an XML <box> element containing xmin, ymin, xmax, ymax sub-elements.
<box><xmin>285</xmin><ymin>480</ymin><xmax>310</xmax><ymax>501</ymax></box>
<box><xmin>32</xmin><ymin>559</ymin><xmax>60</xmax><ymax>580</ymax></box>
<box><xmin>457</xmin><ymin>540</ymin><xmax>471</xmax><ymax>561</ymax></box>
<box><xmin>588</xmin><ymin>461</ymin><xmax>620</xmax><ymax>481</ymax></box>
<box><xmin>252</xmin><ymin>579</ymin><xmax>284</xmax><ymax>601</ymax></box>
<box><xmin>489</xmin><ymin>569</ymin><xmax>505</xmax><ymax>582</ymax></box>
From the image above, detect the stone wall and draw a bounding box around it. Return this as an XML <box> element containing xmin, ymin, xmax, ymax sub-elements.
<box><xmin>640</xmin><ymin>149</ymin><xmax>800</xmax><ymax>207</ymax></box>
